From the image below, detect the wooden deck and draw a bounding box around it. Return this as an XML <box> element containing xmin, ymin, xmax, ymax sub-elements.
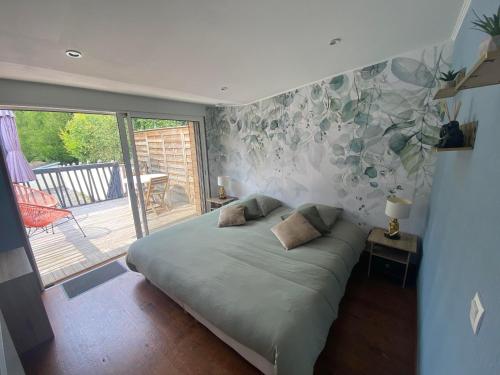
<box><xmin>29</xmin><ymin>198</ymin><xmax>197</xmax><ymax>287</ymax></box>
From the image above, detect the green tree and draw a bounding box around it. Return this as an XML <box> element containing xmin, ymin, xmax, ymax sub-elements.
<box><xmin>61</xmin><ymin>114</ymin><xmax>122</xmax><ymax>163</ymax></box>
<box><xmin>133</xmin><ymin>118</ymin><xmax>188</xmax><ymax>131</ymax></box>
<box><xmin>15</xmin><ymin>111</ymin><xmax>75</xmax><ymax>163</ymax></box>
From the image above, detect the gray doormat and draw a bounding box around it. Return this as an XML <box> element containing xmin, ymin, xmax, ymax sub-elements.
<box><xmin>62</xmin><ymin>261</ymin><xmax>127</xmax><ymax>298</ymax></box>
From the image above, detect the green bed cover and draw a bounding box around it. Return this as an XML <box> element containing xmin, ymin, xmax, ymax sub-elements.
<box><xmin>127</xmin><ymin>205</ymin><xmax>366</xmax><ymax>375</ymax></box>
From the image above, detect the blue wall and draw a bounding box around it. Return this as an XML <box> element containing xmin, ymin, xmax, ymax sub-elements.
<box><xmin>418</xmin><ymin>0</ymin><xmax>500</xmax><ymax>374</ymax></box>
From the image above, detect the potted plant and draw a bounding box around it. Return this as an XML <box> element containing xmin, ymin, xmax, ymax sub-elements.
<box><xmin>435</xmin><ymin>101</ymin><xmax>465</xmax><ymax>149</ymax></box>
<box><xmin>472</xmin><ymin>6</ymin><xmax>500</xmax><ymax>55</ymax></box>
<box><xmin>439</xmin><ymin>69</ymin><xmax>462</xmax><ymax>88</ymax></box>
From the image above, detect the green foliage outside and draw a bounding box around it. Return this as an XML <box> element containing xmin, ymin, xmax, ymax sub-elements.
<box><xmin>16</xmin><ymin>111</ymin><xmax>75</xmax><ymax>163</ymax></box>
<box><xmin>14</xmin><ymin>111</ymin><xmax>188</xmax><ymax>164</ymax></box>
<box><xmin>133</xmin><ymin>118</ymin><xmax>188</xmax><ymax>130</ymax></box>
<box><xmin>60</xmin><ymin>114</ymin><xmax>122</xmax><ymax>163</ymax></box>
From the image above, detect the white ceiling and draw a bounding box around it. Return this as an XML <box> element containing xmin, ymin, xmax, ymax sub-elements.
<box><xmin>0</xmin><ymin>0</ymin><xmax>465</xmax><ymax>105</ymax></box>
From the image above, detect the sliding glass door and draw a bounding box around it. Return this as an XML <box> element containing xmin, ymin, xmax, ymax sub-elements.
<box><xmin>0</xmin><ymin>108</ymin><xmax>206</xmax><ymax>288</ymax></box>
<box><xmin>117</xmin><ymin>113</ymin><xmax>206</xmax><ymax>237</ymax></box>
<box><xmin>4</xmin><ymin>109</ymin><xmax>139</xmax><ymax>288</ymax></box>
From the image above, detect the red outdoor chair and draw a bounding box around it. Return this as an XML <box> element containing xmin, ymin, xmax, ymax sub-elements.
<box><xmin>14</xmin><ymin>184</ymin><xmax>86</xmax><ymax>237</ymax></box>
<box><xmin>13</xmin><ymin>184</ymin><xmax>58</xmax><ymax>207</ymax></box>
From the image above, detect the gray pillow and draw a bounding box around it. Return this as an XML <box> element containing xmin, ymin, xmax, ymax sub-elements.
<box><xmin>218</xmin><ymin>205</ymin><xmax>246</xmax><ymax>227</ymax></box>
<box><xmin>271</xmin><ymin>212</ymin><xmax>322</xmax><ymax>250</ymax></box>
<box><xmin>244</xmin><ymin>194</ymin><xmax>282</xmax><ymax>216</ymax></box>
<box><xmin>281</xmin><ymin>205</ymin><xmax>329</xmax><ymax>234</ymax></box>
<box><xmin>238</xmin><ymin>198</ymin><xmax>263</xmax><ymax>220</ymax></box>
<box><xmin>297</xmin><ymin>203</ymin><xmax>343</xmax><ymax>229</ymax></box>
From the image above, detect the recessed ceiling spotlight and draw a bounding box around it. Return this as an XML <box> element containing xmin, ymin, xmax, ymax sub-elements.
<box><xmin>65</xmin><ymin>49</ymin><xmax>82</xmax><ymax>58</ymax></box>
<box><xmin>329</xmin><ymin>38</ymin><xmax>342</xmax><ymax>46</ymax></box>
<box><xmin>220</xmin><ymin>86</ymin><xmax>229</xmax><ymax>91</ymax></box>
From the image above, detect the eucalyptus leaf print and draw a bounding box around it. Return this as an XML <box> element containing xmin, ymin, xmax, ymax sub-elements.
<box><xmin>310</xmin><ymin>84</ymin><xmax>324</xmax><ymax>101</ymax></box>
<box><xmin>292</xmin><ymin>111</ymin><xmax>303</xmax><ymax>124</ymax></box>
<box><xmin>399</xmin><ymin>143</ymin><xmax>425</xmax><ymax>176</ymax></box>
<box><xmin>394</xmin><ymin>109</ymin><xmax>414</xmax><ymax>121</ymax></box>
<box><xmin>312</xmin><ymin>100</ymin><xmax>326</xmax><ymax>116</ymax></box>
<box><xmin>329</xmin><ymin>98</ymin><xmax>342</xmax><ymax>112</ymax></box>
<box><xmin>319</xmin><ymin>117</ymin><xmax>331</xmax><ymax>131</ymax></box>
<box><xmin>362</xmin><ymin>125</ymin><xmax>384</xmax><ymax>138</ymax></box>
<box><xmin>331</xmin><ymin>144</ymin><xmax>345</xmax><ymax>156</ymax></box>
<box><xmin>416</xmin><ymin>132</ymin><xmax>439</xmax><ymax>147</ymax></box>
<box><xmin>275</xmin><ymin>92</ymin><xmax>294</xmax><ymax>107</ymax></box>
<box><xmin>206</xmin><ymin>43</ymin><xmax>450</xmax><ymax>234</ymax></box>
<box><xmin>364</xmin><ymin>167</ymin><xmax>378</xmax><ymax>178</ymax></box>
<box><xmin>349</xmin><ymin>138</ymin><xmax>364</xmax><ymax>153</ymax></box>
<box><xmin>388</xmin><ymin>133</ymin><xmax>409</xmax><ymax>154</ymax></box>
<box><xmin>314</xmin><ymin>131</ymin><xmax>327</xmax><ymax>144</ymax></box>
<box><xmin>329</xmin><ymin>75</ymin><xmax>346</xmax><ymax>90</ymax></box>
<box><xmin>345</xmin><ymin>173</ymin><xmax>360</xmax><ymax>188</ymax></box>
<box><xmin>359</xmin><ymin>61</ymin><xmax>388</xmax><ymax>79</ymax></box>
<box><xmin>354</xmin><ymin>112</ymin><xmax>372</xmax><ymax>126</ymax></box>
<box><xmin>341</xmin><ymin>100</ymin><xmax>358</xmax><ymax>122</ymax></box>
<box><xmin>287</xmin><ymin>131</ymin><xmax>301</xmax><ymax>151</ymax></box>
<box><xmin>345</xmin><ymin>155</ymin><xmax>361</xmax><ymax>166</ymax></box>
<box><xmin>383</xmin><ymin>120</ymin><xmax>416</xmax><ymax>136</ymax></box>
<box><xmin>391</xmin><ymin>57</ymin><xmax>436</xmax><ymax>88</ymax></box>
<box><xmin>378</xmin><ymin>91</ymin><xmax>413</xmax><ymax>115</ymax></box>
<box><xmin>422</xmin><ymin>123</ymin><xmax>440</xmax><ymax>139</ymax></box>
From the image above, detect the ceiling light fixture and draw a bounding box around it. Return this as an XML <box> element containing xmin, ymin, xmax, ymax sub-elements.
<box><xmin>65</xmin><ymin>50</ymin><xmax>82</xmax><ymax>58</ymax></box>
<box><xmin>220</xmin><ymin>86</ymin><xmax>229</xmax><ymax>91</ymax></box>
<box><xmin>329</xmin><ymin>38</ymin><xmax>342</xmax><ymax>46</ymax></box>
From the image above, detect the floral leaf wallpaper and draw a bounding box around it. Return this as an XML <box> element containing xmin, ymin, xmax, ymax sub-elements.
<box><xmin>206</xmin><ymin>45</ymin><xmax>451</xmax><ymax>234</ymax></box>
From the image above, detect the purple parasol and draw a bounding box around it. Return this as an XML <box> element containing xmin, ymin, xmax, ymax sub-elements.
<box><xmin>0</xmin><ymin>110</ymin><xmax>36</xmax><ymax>183</ymax></box>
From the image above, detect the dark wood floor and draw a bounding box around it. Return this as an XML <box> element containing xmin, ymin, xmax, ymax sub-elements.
<box><xmin>22</xmin><ymin>254</ymin><xmax>416</xmax><ymax>375</ymax></box>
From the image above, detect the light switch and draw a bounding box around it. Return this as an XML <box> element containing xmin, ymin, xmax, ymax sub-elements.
<box><xmin>470</xmin><ymin>292</ymin><xmax>485</xmax><ymax>335</ymax></box>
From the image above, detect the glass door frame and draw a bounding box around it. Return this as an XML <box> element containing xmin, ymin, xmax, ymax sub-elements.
<box><xmin>116</xmin><ymin>111</ymin><xmax>210</xmax><ymax>238</ymax></box>
<box><xmin>0</xmin><ymin>104</ymin><xmax>208</xmax><ymax>289</ymax></box>
<box><xmin>0</xmin><ymin>105</ymin><xmax>118</xmax><ymax>290</ymax></box>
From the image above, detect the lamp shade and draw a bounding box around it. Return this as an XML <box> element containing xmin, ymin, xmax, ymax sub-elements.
<box><xmin>217</xmin><ymin>175</ymin><xmax>229</xmax><ymax>186</ymax></box>
<box><xmin>385</xmin><ymin>196</ymin><xmax>412</xmax><ymax>219</ymax></box>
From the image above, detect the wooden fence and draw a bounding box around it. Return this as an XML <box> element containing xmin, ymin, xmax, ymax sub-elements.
<box><xmin>134</xmin><ymin>125</ymin><xmax>201</xmax><ymax>213</ymax></box>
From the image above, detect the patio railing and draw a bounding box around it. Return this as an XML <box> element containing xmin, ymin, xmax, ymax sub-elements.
<box><xmin>22</xmin><ymin>162</ymin><xmax>124</xmax><ymax>208</ymax></box>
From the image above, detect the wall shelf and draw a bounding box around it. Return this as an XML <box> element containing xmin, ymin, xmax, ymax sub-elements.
<box><xmin>433</xmin><ymin>146</ymin><xmax>473</xmax><ymax>152</ymax></box>
<box><xmin>434</xmin><ymin>87</ymin><xmax>457</xmax><ymax>99</ymax></box>
<box><xmin>433</xmin><ymin>50</ymin><xmax>500</xmax><ymax>99</ymax></box>
<box><xmin>432</xmin><ymin>122</ymin><xmax>477</xmax><ymax>152</ymax></box>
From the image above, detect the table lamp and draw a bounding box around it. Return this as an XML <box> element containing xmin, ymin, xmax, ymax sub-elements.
<box><xmin>384</xmin><ymin>196</ymin><xmax>412</xmax><ymax>239</ymax></box>
<box><xmin>217</xmin><ymin>176</ymin><xmax>229</xmax><ymax>199</ymax></box>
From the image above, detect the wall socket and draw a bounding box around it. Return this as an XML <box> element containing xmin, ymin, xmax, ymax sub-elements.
<box><xmin>470</xmin><ymin>292</ymin><xmax>485</xmax><ymax>335</ymax></box>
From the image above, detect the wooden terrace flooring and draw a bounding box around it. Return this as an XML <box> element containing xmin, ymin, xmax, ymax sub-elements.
<box><xmin>29</xmin><ymin>198</ymin><xmax>197</xmax><ymax>287</ymax></box>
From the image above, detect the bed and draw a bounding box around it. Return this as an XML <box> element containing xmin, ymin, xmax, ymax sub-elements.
<box><xmin>126</xmin><ymin>204</ymin><xmax>366</xmax><ymax>375</ymax></box>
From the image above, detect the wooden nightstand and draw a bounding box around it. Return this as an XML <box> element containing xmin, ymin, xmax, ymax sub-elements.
<box><xmin>367</xmin><ymin>227</ymin><xmax>418</xmax><ymax>288</ymax></box>
<box><xmin>207</xmin><ymin>196</ymin><xmax>238</xmax><ymax>211</ymax></box>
